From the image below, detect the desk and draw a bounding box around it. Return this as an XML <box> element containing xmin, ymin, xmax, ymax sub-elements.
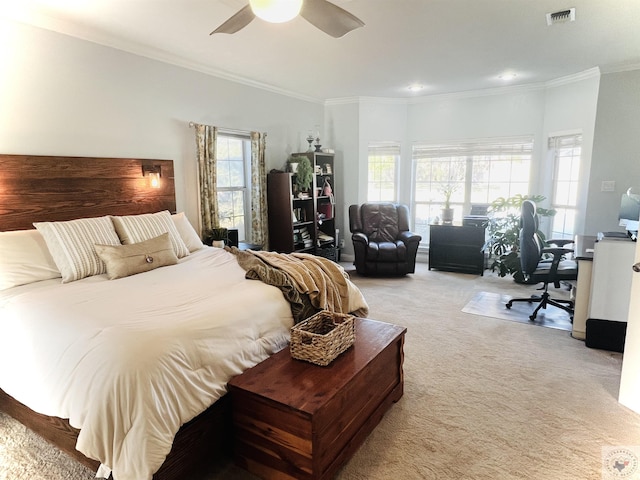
<box><xmin>572</xmin><ymin>235</ymin><xmax>635</xmax><ymax>340</ymax></box>
<box><xmin>428</xmin><ymin>223</ymin><xmax>485</xmax><ymax>275</ymax></box>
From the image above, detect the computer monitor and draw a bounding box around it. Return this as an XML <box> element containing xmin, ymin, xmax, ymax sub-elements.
<box><xmin>619</xmin><ymin>189</ymin><xmax>640</xmax><ymax>234</ymax></box>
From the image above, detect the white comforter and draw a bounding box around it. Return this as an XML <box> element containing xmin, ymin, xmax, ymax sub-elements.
<box><xmin>0</xmin><ymin>247</ymin><xmax>293</xmax><ymax>480</ymax></box>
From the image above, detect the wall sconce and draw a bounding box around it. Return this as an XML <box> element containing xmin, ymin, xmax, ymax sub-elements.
<box><xmin>142</xmin><ymin>164</ymin><xmax>161</xmax><ymax>189</ymax></box>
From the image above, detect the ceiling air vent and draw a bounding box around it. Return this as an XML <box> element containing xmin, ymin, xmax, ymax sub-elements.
<box><xmin>546</xmin><ymin>8</ymin><xmax>576</xmax><ymax>26</ymax></box>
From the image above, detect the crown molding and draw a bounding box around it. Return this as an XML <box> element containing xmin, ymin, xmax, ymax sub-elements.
<box><xmin>544</xmin><ymin>67</ymin><xmax>600</xmax><ymax>88</ymax></box>
<box><xmin>327</xmin><ymin>68</ymin><xmax>605</xmax><ymax>106</ymax></box>
<box><xmin>600</xmin><ymin>61</ymin><xmax>640</xmax><ymax>75</ymax></box>
<box><xmin>325</xmin><ymin>96</ymin><xmax>409</xmax><ymax>106</ymax></box>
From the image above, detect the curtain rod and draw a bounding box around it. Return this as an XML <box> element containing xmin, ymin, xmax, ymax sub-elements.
<box><xmin>188</xmin><ymin>122</ymin><xmax>255</xmax><ymax>136</ymax></box>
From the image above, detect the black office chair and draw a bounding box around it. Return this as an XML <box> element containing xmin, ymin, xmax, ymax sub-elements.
<box><xmin>506</xmin><ymin>200</ymin><xmax>578</xmax><ymax>321</ymax></box>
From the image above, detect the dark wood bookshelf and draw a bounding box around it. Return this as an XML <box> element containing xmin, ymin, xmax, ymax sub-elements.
<box><xmin>267</xmin><ymin>152</ymin><xmax>337</xmax><ymax>259</ymax></box>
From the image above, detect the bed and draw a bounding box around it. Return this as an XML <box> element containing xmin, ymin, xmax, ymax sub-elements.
<box><xmin>0</xmin><ymin>154</ymin><xmax>368</xmax><ymax>480</ymax></box>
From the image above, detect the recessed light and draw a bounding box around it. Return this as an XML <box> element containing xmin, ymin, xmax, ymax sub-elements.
<box><xmin>498</xmin><ymin>72</ymin><xmax>517</xmax><ymax>81</ymax></box>
<box><xmin>407</xmin><ymin>84</ymin><xmax>425</xmax><ymax>92</ymax></box>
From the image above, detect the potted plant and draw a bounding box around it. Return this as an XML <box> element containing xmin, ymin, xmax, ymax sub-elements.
<box><xmin>441</xmin><ymin>184</ymin><xmax>456</xmax><ymax>224</ymax></box>
<box><xmin>203</xmin><ymin>227</ymin><xmax>228</xmax><ymax>248</ymax></box>
<box><xmin>289</xmin><ymin>155</ymin><xmax>313</xmax><ymax>194</ymax></box>
<box><xmin>483</xmin><ymin>194</ymin><xmax>556</xmax><ymax>283</ymax></box>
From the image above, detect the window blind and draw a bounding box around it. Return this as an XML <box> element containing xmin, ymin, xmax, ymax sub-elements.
<box><xmin>368</xmin><ymin>143</ymin><xmax>401</xmax><ymax>157</ymax></box>
<box><xmin>413</xmin><ymin>136</ymin><xmax>534</xmax><ymax>159</ymax></box>
<box><xmin>548</xmin><ymin>133</ymin><xmax>582</xmax><ymax>149</ymax></box>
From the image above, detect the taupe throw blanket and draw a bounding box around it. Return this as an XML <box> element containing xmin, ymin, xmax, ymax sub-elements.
<box><xmin>230</xmin><ymin>248</ymin><xmax>368</xmax><ymax>322</ymax></box>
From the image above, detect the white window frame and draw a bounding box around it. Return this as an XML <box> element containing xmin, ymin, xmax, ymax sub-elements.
<box><xmin>367</xmin><ymin>143</ymin><xmax>400</xmax><ymax>202</ymax></box>
<box><xmin>216</xmin><ymin>132</ymin><xmax>252</xmax><ymax>241</ymax></box>
<box><xmin>412</xmin><ymin>137</ymin><xmax>534</xmax><ymax>245</ymax></box>
<box><xmin>549</xmin><ymin>133</ymin><xmax>582</xmax><ymax>239</ymax></box>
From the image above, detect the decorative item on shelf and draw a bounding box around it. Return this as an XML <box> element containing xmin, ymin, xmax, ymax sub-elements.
<box><xmin>323</xmin><ymin>163</ymin><xmax>332</xmax><ymax>174</ymax></box>
<box><xmin>318</xmin><ymin>202</ymin><xmax>333</xmax><ymax>219</ymax></box>
<box><xmin>203</xmin><ymin>227</ymin><xmax>228</xmax><ymax>248</ymax></box>
<box><xmin>290</xmin><ymin>155</ymin><xmax>313</xmax><ymax>193</ymax></box>
<box><xmin>322</xmin><ymin>177</ymin><xmax>333</xmax><ymax>198</ymax></box>
<box><xmin>286</xmin><ymin>156</ymin><xmax>299</xmax><ymax>173</ymax></box>
<box><xmin>322</xmin><ymin>178</ymin><xmax>335</xmax><ymax>207</ymax></box>
<box><xmin>306</xmin><ymin>132</ymin><xmax>315</xmax><ymax>152</ymax></box>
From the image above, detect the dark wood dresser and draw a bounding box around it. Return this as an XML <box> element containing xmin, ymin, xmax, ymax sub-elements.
<box><xmin>228</xmin><ymin>318</ymin><xmax>406</xmax><ymax>480</ymax></box>
<box><xmin>429</xmin><ymin>223</ymin><xmax>486</xmax><ymax>275</ymax></box>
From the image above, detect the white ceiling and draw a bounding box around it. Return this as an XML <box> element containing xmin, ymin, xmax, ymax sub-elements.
<box><xmin>5</xmin><ymin>0</ymin><xmax>640</xmax><ymax>102</ymax></box>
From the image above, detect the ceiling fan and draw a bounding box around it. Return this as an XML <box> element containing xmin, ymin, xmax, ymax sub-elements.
<box><xmin>211</xmin><ymin>0</ymin><xmax>365</xmax><ymax>38</ymax></box>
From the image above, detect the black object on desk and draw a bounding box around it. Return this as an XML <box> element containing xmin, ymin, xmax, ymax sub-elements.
<box><xmin>428</xmin><ymin>223</ymin><xmax>485</xmax><ymax>275</ymax></box>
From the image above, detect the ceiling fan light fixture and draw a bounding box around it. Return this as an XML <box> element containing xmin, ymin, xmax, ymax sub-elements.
<box><xmin>249</xmin><ymin>0</ymin><xmax>303</xmax><ymax>23</ymax></box>
<box><xmin>498</xmin><ymin>72</ymin><xmax>517</xmax><ymax>81</ymax></box>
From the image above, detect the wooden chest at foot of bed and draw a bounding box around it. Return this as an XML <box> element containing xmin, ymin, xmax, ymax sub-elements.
<box><xmin>228</xmin><ymin>318</ymin><xmax>406</xmax><ymax>480</ymax></box>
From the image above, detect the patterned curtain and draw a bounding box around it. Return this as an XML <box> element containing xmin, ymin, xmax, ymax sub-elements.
<box><xmin>250</xmin><ymin>131</ymin><xmax>269</xmax><ymax>249</ymax></box>
<box><xmin>195</xmin><ymin>123</ymin><xmax>218</xmax><ymax>235</ymax></box>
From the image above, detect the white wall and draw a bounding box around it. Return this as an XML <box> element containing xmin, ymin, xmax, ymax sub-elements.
<box><xmin>586</xmin><ymin>69</ymin><xmax>640</xmax><ymax>235</ymax></box>
<box><xmin>408</xmin><ymin>88</ymin><xmax>546</xmax><ymax>146</ymax></box>
<box><xmin>0</xmin><ymin>18</ymin><xmax>323</xmax><ymax>229</ymax></box>
<box><xmin>325</xmin><ymin>101</ymin><xmax>359</xmax><ymax>255</ymax></box>
<box><xmin>359</xmin><ymin>99</ymin><xmax>409</xmax><ymax>204</ymax></box>
<box><xmin>540</xmin><ymin>72</ymin><xmax>600</xmax><ymax>235</ymax></box>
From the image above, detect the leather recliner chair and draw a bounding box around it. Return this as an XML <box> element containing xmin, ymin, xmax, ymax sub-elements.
<box><xmin>349</xmin><ymin>203</ymin><xmax>422</xmax><ymax>276</ymax></box>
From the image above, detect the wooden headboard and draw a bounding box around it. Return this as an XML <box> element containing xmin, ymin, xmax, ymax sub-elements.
<box><xmin>0</xmin><ymin>154</ymin><xmax>176</xmax><ymax>231</ymax></box>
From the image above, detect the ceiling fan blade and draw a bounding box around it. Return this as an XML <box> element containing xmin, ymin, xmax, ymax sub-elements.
<box><xmin>210</xmin><ymin>4</ymin><xmax>255</xmax><ymax>35</ymax></box>
<box><xmin>300</xmin><ymin>0</ymin><xmax>364</xmax><ymax>38</ymax></box>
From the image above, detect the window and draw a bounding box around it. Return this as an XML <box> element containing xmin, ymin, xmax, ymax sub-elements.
<box><xmin>412</xmin><ymin>137</ymin><xmax>533</xmax><ymax>244</ymax></box>
<box><xmin>549</xmin><ymin>134</ymin><xmax>582</xmax><ymax>239</ymax></box>
<box><xmin>216</xmin><ymin>134</ymin><xmax>251</xmax><ymax>241</ymax></box>
<box><xmin>367</xmin><ymin>143</ymin><xmax>399</xmax><ymax>202</ymax></box>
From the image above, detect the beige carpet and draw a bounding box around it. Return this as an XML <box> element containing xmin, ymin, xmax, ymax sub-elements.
<box><xmin>2</xmin><ymin>263</ymin><xmax>640</xmax><ymax>480</ymax></box>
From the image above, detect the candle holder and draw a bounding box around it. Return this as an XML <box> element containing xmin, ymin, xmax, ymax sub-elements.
<box><xmin>306</xmin><ymin>134</ymin><xmax>315</xmax><ymax>152</ymax></box>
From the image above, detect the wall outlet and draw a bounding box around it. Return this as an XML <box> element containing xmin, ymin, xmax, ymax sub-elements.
<box><xmin>601</xmin><ymin>180</ymin><xmax>616</xmax><ymax>192</ymax></box>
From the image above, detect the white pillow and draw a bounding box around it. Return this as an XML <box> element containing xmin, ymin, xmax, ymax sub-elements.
<box><xmin>33</xmin><ymin>216</ymin><xmax>122</xmax><ymax>283</ymax></box>
<box><xmin>171</xmin><ymin>212</ymin><xmax>204</xmax><ymax>252</ymax></box>
<box><xmin>0</xmin><ymin>229</ymin><xmax>61</xmax><ymax>290</ymax></box>
<box><xmin>111</xmin><ymin>210</ymin><xmax>190</xmax><ymax>258</ymax></box>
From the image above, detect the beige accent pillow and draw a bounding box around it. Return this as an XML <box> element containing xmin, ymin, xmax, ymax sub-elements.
<box><xmin>33</xmin><ymin>216</ymin><xmax>122</xmax><ymax>283</ymax></box>
<box><xmin>0</xmin><ymin>229</ymin><xmax>61</xmax><ymax>290</ymax></box>
<box><xmin>171</xmin><ymin>212</ymin><xmax>204</xmax><ymax>252</ymax></box>
<box><xmin>111</xmin><ymin>210</ymin><xmax>190</xmax><ymax>258</ymax></box>
<box><xmin>95</xmin><ymin>233</ymin><xmax>178</xmax><ymax>280</ymax></box>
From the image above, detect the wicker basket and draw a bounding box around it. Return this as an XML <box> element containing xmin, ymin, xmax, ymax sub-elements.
<box><xmin>290</xmin><ymin>311</ymin><xmax>355</xmax><ymax>366</ymax></box>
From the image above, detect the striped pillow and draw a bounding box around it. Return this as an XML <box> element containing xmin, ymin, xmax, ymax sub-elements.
<box><xmin>111</xmin><ymin>211</ymin><xmax>190</xmax><ymax>259</ymax></box>
<box><xmin>34</xmin><ymin>216</ymin><xmax>122</xmax><ymax>283</ymax></box>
